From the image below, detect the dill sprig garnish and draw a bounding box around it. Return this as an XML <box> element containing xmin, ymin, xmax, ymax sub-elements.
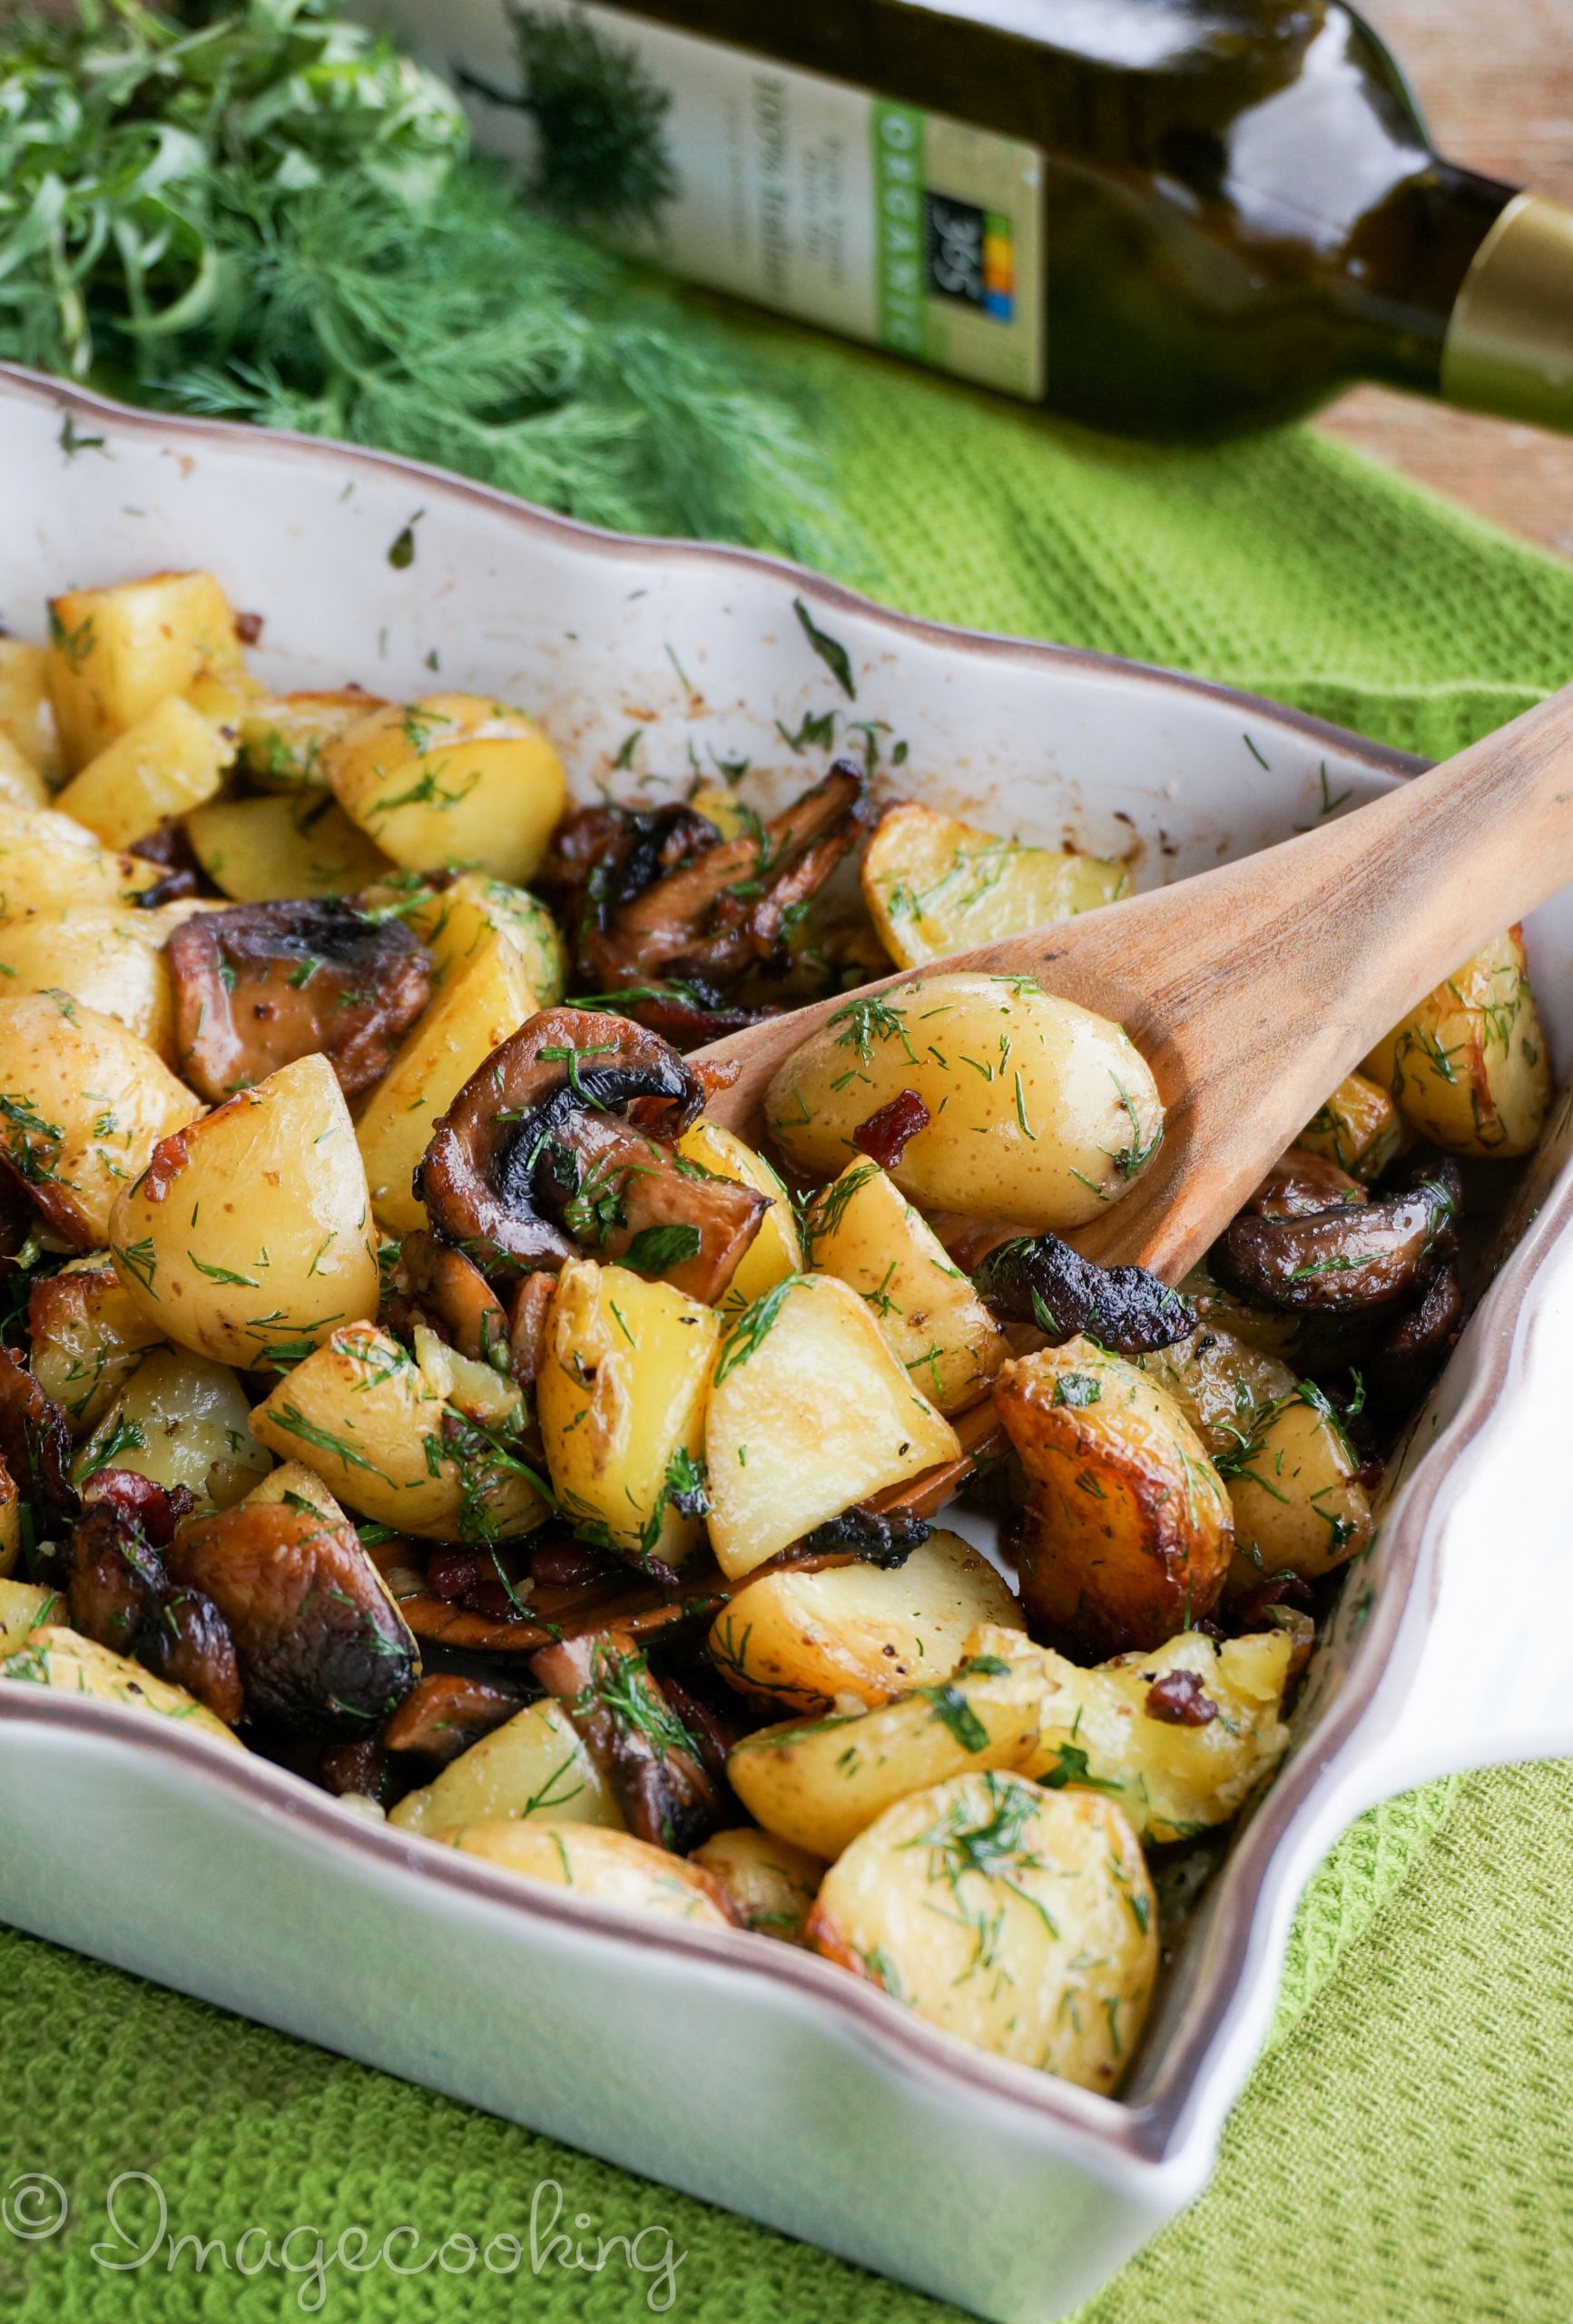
<box><xmin>0</xmin><ymin>0</ymin><xmax>855</xmax><ymax>565</ymax></box>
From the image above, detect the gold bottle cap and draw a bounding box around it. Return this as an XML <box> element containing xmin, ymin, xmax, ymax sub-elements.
<box><xmin>1442</xmin><ymin>192</ymin><xmax>1573</xmax><ymax>428</ymax></box>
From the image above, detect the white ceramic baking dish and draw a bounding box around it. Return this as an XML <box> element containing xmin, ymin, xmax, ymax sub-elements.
<box><xmin>1</xmin><ymin>359</ymin><xmax>1570</xmax><ymax>2324</ymax></box>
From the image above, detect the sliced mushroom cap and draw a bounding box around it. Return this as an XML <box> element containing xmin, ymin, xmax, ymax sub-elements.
<box><xmin>532</xmin><ymin>1623</ymin><xmax>725</xmax><ymax>1853</ymax></box>
<box><xmin>65</xmin><ymin>1498</ymin><xmax>243</xmax><ymax>1724</ymax></box>
<box><xmin>0</xmin><ymin>1343</ymin><xmax>77</xmax><ymax>1540</ymax></box>
<box><xmin>565</xmin><ymin>763</ymin><xmax>871</xmax><ymax>1002</ymax></box>
<box><xmin>382</xmin><ymin>1670</ymin><xmax>531</xmax><ymax>1762</ymax></box>
<box><xmin>386</xmin><ymin>1231</ymin><xmax>509</xmax><ymax>1368</ymax></box>
<box><xmin>1366</xmin><ymin>1261</ymin><xmax>1464</xmax><ymax>1415</ymax></box>
<box><xmin>167</xmin><ymin>901</ymin><xmax>433</xmax><ymax>1103</ymax></box>
<box><xmin>417</xmin><ymin>1007</ymin><xmax>766</xmax><ymax>1300</ymax></box>
<box><xmin>972</xmin><ymin>1233</ymin><xmax>1195</xmax><ymax>1354</ymax></box>
<box><xmin>168</xmin><ymin>1500</ymin><xmax>418</xmax><ymax>1738</ymax></box>
<box><xmin>1249</xmin><ymin>1150</ymin><xmax>1368</xmax><ymax>1217</ymax></box>
<box><xmin>1214</xmin><ymin>1157</ymin><xmax>1461</xmax><ymax>1313</ymax></box>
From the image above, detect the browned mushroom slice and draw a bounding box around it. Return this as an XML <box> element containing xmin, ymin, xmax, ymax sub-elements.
<box><xmin>532</xmin><ymin>1623</ymin><xmax>724</xmax><ymax>1852</ymax></box>
<box><xmin>168</xmin><ymin>1501</ymin><xmax>418</xmax><ymax>1738</ymax></box>
<box><xmin>65</xmin><ymin>1498</ymin><xmax>243</xmax><ymax>1724</ymax></box>
<box><xmin>506</xmin><ymin>1271</ymin><xmax>555</xmax><ymax>1395</ymax></box>
<box><xmin>417</xmin><ymin>1007</ymin><xmax>765</xmax><ymax>1300</ymax></box>
<box><xmin>1214</xmin><ymin>1157</ymin><xmax>1461</xmax><ymax>1313</ymax></box>
<box><xmin>0</xmin><ymin>1343</ymin><xmax>76</xmax><ymax>1538</ymax></box>
<box><xmin>166</xmin><ymin>901</ymin><xmax>433</xmax><ymax>1103</ymax></box>
<box><xmin>383</xmin><ymin>1671</ymin><xmax>531</xmax><ymax>1761</ymax></box>
<box><xmin>1367</xmin><ymin>1262</ymin><xmax>1464</xmax><ymax>1415</ymax></box>
<box><xmin>576</xmin><ymin>761</ymin><xmax>872</xmax><ymax>991</ymax></box>
<box><xmin>385</xmin><ymin>1231</ymin><xmax>509</xmax><ymax>1367</ymax></box>
<box><xmin>1247</xmin><ymin>1150</ymin><xmax>1368</xmax><ymax>1217</ymax></box>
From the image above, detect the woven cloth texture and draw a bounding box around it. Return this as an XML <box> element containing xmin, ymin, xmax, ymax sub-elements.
<box><xmin>5</xmin><ymin>330</ymin><xmax>1573</xmax><ymax>2322</ymax></box>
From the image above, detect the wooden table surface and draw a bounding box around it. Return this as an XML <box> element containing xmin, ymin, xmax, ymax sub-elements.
<box><xmin>1316</xmin><ymin>0</ymin><xmax>1573</xmax><ymax>559</ymax></box>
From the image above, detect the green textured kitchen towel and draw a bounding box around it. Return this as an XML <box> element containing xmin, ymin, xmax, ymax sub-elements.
<box><xmin>6</xmin><ymin>330</ymin><xmax>1573</xmax><ymax>2324</ymax></box>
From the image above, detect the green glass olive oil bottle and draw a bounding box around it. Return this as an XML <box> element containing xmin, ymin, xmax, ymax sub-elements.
<box><xmin>417</xmin><ymin>0</ymin><xmax>1573</xmax><ymax>442</ymax></box>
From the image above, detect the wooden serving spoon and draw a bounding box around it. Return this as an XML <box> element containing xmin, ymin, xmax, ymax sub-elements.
<box><xmin>695</xmin><ymin>684</ymin><xmax>1573</xmax><ymax>1282</ymax></box>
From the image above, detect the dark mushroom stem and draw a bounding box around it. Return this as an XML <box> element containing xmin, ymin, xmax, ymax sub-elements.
<box><xmin>972</xmin><ymin>1235</ymin><xmax>1195</xmax><ymax>1355</ymax></box>
<box><xmin>417</xmin><ymin>1008</ymin><xmax>766</xmax><ymax>1302</ymax></box>
<box><xmin>1213</xmin><ymin>1157</ymin><xmax>1461</xmax><ymax>1314</ymax></box>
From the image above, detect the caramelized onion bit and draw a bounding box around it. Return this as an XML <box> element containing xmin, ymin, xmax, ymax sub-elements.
<box><xmin>167</xmin><ymin>901</ymin><xmax>432</xmax><ymax>1103</ymax></box>
<box><xmin>853</xmin><ymin>1088</ymin><xmax>931</xmax><ymax>1171</ymax></box>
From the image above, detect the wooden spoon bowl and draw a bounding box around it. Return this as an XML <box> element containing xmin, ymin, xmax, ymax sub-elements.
<box><xmin>696</xmin><ymin>684</ymin><xmax>1573</xmax><ymax>1280</ymax></box>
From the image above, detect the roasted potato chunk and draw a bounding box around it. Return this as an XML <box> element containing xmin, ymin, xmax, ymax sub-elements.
<box><xmin>968</xmin><ymin>1621</ymin><xmax>1297</xmax><ymax>1845</ymax></box>
<box><xmin>537</xmin><ymin>1259</ymin><xmax>719</xmax><ymax>1570</ymax></box>
<box><xmin>185</xmin><ymin>793</ymin><xmax>391</xmax><ymax>903</ymax></box>
<box><xmin>324</xmin><ymin>694</ymin><xmax>568</xmax><ymax>884</ymax></box>
<box><xmin>0</xmin><ymin>1578</ymin><xmax>62</xmax><ymax>1650</ymax></box>
<box><xmin>400</xmin><ymin>871</ymin><xmax>567</xmax><ymax>1008</ymax></box>
<box><xmin>45</xmin><ymin>570</ymin><xmax>244</xmax><ymax>771</ymax></box>
<box><xmin>109</xmin><ymin>1054</ymin><xmax>380</xmax><ymax>1371</ymax></box>
<box><xmin>0</xmin><ymin>907</ymin><xmax>176</xmax><ymax>1058</ymax></box>
<box><xmin>675</xmin><ymin>1119</ymin><xmax>804</xmax><ymax>1311</ymax></box>
<box><xmin>704</xmin><ymin>1274</ymin><xmax>960</xmax><ymax>1580</ymax></box>
<box><xmin>0</xmin><ymin>993</ymin><xmax>200</xmax><ymax>1248</ymax></box>
<box><xmin>251</xmin><ymin>1322</ymin><xmax>548</xmax><ymax>1541</ymax></box>
<box><xmin>0</xmin><ymin>801</ymin><xmax>163</xmax><ymax>916</ymax></box>
<box><xmin>389</xmin><ymin>1698</ymin><xmax>624</xmax><ymax>1837</ymax></box>
<box><xmin>804</xmin><ymin>1159</ymin><xmax>1008</xmax><ymax>1413</ymax></box>
<box><xmin>355</xmin><ymin>931</ymin><xmax>537</xmax><ymax>1236</ymax></box>
<box><xmin>1362</xmin><ymin>928</ymin><xmax>1551</xmax><ymax>1157</ymax></box>
<box><xmin>74</xmin><ymin>1345</ymin><xmax>271</xmax><ymax>1511</ymax></box>
<box><xmin>0</xmin><ymin>1624</ymin><xmax>242</xmax><ymax>1747</ymax></box>
<box><xmin>239</xmin><ymin>690</ymin><xmax>386</xmax><ymax>789</ymax></box>
<box><xmin>0</xmin><ymin>639</ymin><xmax>61</xmax><ymax>784</ymax></box>
<box><xmin>862</xmin><ymin>801</ymin><xmax>1126</xmax><ymax>968</ymax></box>
<box><xmin>55</xmin><ymin>694</ymin><xmax>229</xmax><ymax>848</ymax></box>
<box><xmin>28</xmin><ymin>1259</ymin><xmax>165</xmax><ymax>1434</ymax></box>
<box><xmin>807</xmin><ymin>1770</ymin><xmax>1156</xmax><ymax>2090</ymax></box>
<box><xmin>690</xmin><ymin>1827</ymin><xmax>825</xmax><ymax>1941</ymax></box>
<box><xmin>708</xmin><ymin>1527</ymin><xmax>1019</xmax><ymax>1713</ymax></box>
<box><xmin>1296</xmin><ymin>1070</ymin><xmax>1404</xmax><ymax>1181</ymax></box>
<box><xmin>994</xmin><ymin>1337</ymin><xmax>1234</xmax><ymax>1657</ymax></box>
<box><xmin>727</xmin><ymin>1651</ymin><xmax>1044</xmax><ymax>1859</ymax></box>
<box><xmin>446</xmin><ymin>1821</ymin><xmax>737</xmax><ymax>1925</ymax></box>
<box><xmin>765</xmin><ymin>975</ymin><xmax>1163</xmax><ymax>1231</ymax></box>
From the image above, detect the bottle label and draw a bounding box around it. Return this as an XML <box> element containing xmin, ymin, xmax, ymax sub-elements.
<box><xmin>576</xmin><ymin>5</ymin><xmax>1047</xmax><ymax>399</ymax></box>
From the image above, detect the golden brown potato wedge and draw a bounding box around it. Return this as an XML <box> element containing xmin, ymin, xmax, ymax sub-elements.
<box><xmin>252</xmin><ymin>1322</ymin><xmax>549</xmax><ymax>1541</ymax></box>
<box><xmin>1295</xmin><ymin>1070</ymin><xmax>1405</xmax><ymax>1181</ymax></box>
<box><xmin>704</xmin><ymin>1274</ymin><xmax>960</xmax><ymax>1580</ymax></box>
<box><xmin>0</xmin><ymin>993</ymin><xmax>200</xmax><ymax>1248</ymax></box>
<box><xmin>239</xmin><ymin>690</ymin><xmax>386</xmax><ymax>789</ymax></box>
<box><xmin>765</xmin><ymin>974</ymin><xmax>1163</xmax><ymax>1231</ymax></box>
<box><xmin>1362</xmin><ymin>927</ymin><xmax>1551</xmax><ymax>1157</ymax></box>
<box><xmin>0</xmin><ymin>801</ymin><xmax>164</xmax><ymax>916</ymax></box>
<box><xmin>993</xmin><ymin>1336</ymin><xmax>1234</xmax><ymax>1658</ymax></box>
<box><xmin>537</xmin><ymin>1259</ymin><xmax>719</xmax><ymax>1570</ymax></box>
<box><xmin>804</xmin><ymin>1159</ymin><xmax>1008</xmax><ymax>1413</ymax></box>
<box><xmin>726</xmin><ymin>1650</ymin><xmax>1045</xmax><ymax>1859</ymax></box>
<box><xmin>184</xmin><ymin>793</ymin><xmax>391</xmax><ymax>903</ymax></box>
<box><xmin>55</xmin><ymin>694</ymin><xmax>229</xmax><ymax>848</ymax></box>
<box><xmin>398</xmin><ymin>872</ymin><xmax>567</xmax><ymax>1009</ymax></box>
<box><xmin>807</xmin><ymin>1770</ymin><xmax>1156</xmax><ymax>2089</ymax></box>
<box><xmin>0</xmin><ymin>1578</ymin><xmax>62</xmax><ymax>1650</ymax></box>
<box><xmin>45</xmin><ymin>570</ymin><xmax>244</xmax><ymax>771</ymax></box>
<box><xmin>445</xmin><ymin>1820</ymin><xmax>737</xmax><ymax>1925</ymax></box>
<box><xmin>690</xmin><ymin>1827</ymin><xmax>826</xmax><ymax>1941</ymax></box>
<box><xmin>0</xmin><ymin>1624</ymin><xmax>242</xmax><ymax>1746</ymax></box>
<box><xmin>28</xmin><ymin>1258</ymin><xmax>165</xmax><ymax>1435</ymax></box>
<box><xmin>707</xmin><ymin>1527</ymin><xmax>1019</xmax><ymax>1713</ymax></box>
<box><xmin>389</xmin><ymin>1699</ymin><xmax>624</xmax><ymax>1838</ymax></box>
<box><xmin>0</xmin><ymin>906</ymin><xmax>175</xmax><ymax>1057</ymax></box>
<box><xmin>324</xmin><ymin>694</ymin><xmax>568</xmax><ymax>884</ymax></box>
<box><xmin>862</xmin><ymin>801</ymin><xmax>1127</xmax><ymax>968</ymax></box>
<box><xmin>109</xmin><ymin>1054</ymin><xmax>380</xmax><ymax>1371</ymax></box>
<box><xmin>0</xmin><ymin>640</ymin><xmax>62</xmax><ymax>785</ymax></box>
